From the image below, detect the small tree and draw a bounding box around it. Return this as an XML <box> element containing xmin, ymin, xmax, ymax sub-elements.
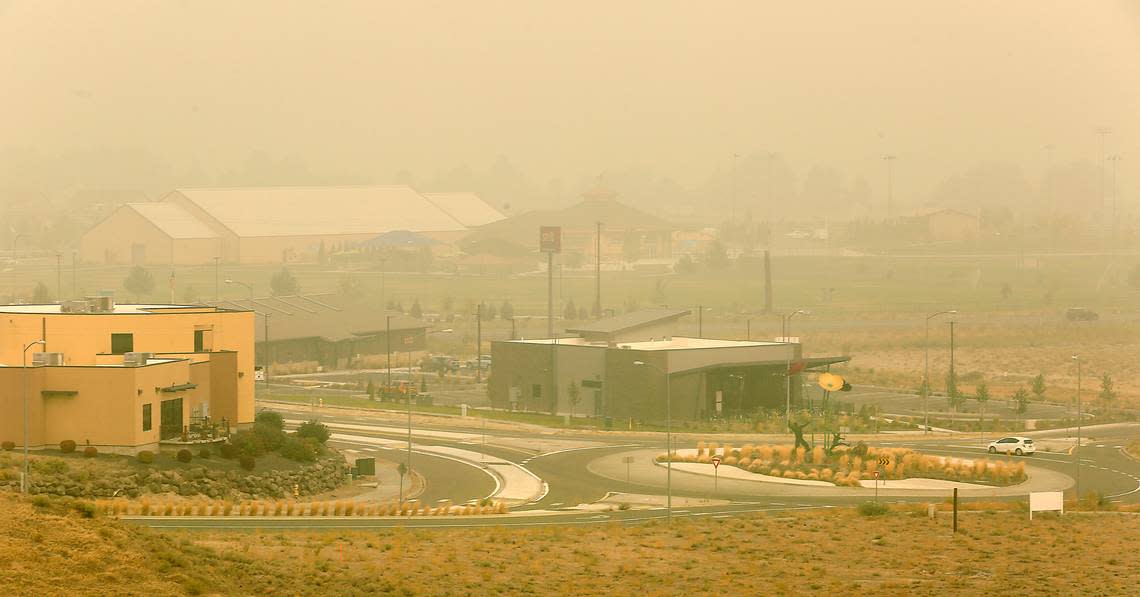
<box><xmin>946</xmin><ymin>370</ymin><xmax>962</xmax><ymax>412</ymax></box>
<box><xmin>1099</xmin><ymin>373</ymin><xmax>1116</xmax><ymax>412</ymax></box>
<box><xmin>975</xmin><ymin>381</ymin><xmax>990</xmax><ymax>437</ymax></box>
<box><xmin>567</xmin><ymin>380</ymin><xmax>582</xmax><ymax>418</ymax></box>
<box><xmin>410</xmin><ymin>298</ymin><xmax>423</xmax><ymax>319</ymax></box>
<box><xmin>500</xmin><ymin>300</ymin><xmax>514</xmax><ymax>321</ymax></box>
<box><xmin>484</xmin><ymin>303</ymin><xmax>497</xmax><ymax>320</ymax></box>
<box><xmin>705</xmin><ymin>241</ymin><xmax>729</xmax><ymax>270</ymax></box>
<box><xmin>578</xmin><ymin>305</ymin><xmax>588</xmax><ymax>320</ymax></box>
<box><xmin>1031</xmin><ymin>373</ymin><xmax>1046</xmax><ymax>399</ymax></box>
<box><xmin>564</xmin><ymin>299</ymin><xmax>577</xmax><ymax>321</ymax></box>
<box><xmin>270</xmin><ymin>267</ymin><xmax>299</xmax><ymax>296</ymax></box>
<box><xmin>366</xmin><ymin>379</ymin><xmax>376</xmax><ymax>401</ymax></box>
<box><xmin>31</xmin><ymin>281</ymin><xmax>50</xmax><ymax>303</ymax></box>
<box><xmin>1012</xmin><ymin>387</ymin><xmax>1030</xmax><ymax>421</ymax></box>
<box><xmin>123</xmin><ymin>266</ymin><xmax>155</xmax><ymax>300</ymax></box>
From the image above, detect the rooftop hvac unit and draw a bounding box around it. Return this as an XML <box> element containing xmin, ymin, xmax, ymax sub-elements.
<box><xmin>86</xmin><ymin>296</ymin><xmax>114</xmax><ymax>313</ymax></box>
<box><xmin>122</xmin><ymin>352</ymin><xmax>155</xmax><ymax>367</ymax></box>
<box><xmin>60</xmin><ymin>300</ymin><xmax>90</xmax><ymax>313</ymax></box>
<box><xmin>32</xmin><ymin>352</ymin><xmax>65</xmax><ymax>367</ymax></box>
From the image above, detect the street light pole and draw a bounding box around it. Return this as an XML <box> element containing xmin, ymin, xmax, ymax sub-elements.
<box><xmin>783</xmin><ymin>309</ymin><xmax>806</xmax><ymax>428</ymax></box>
<box><xmin>924</xmin><ymin>310</ymin><xmax>957</xmax><ymax>434</ymax></box>
<box><xmin>633</xmin><ymin>359</ymin><xmax>671</xmax><ymax>524</ymax></box>
<box><xmin>22</xmin><ymin>340</ymin><xmax>46</xmax><ymax>493</ymax></box>
<box><xmin>475</xmin><ymin>303</ymin><xmax>482</xmax><ymax>383</ymax></box>
<box><xmin>1073</xmin><ymin>354</ymin><xmax>1081</xmax><ymax>507</ymax></box>
<box><xmin>386</xmin><ymin>315</ymin><xmax>392</xmax><ymax>390</ymax></box>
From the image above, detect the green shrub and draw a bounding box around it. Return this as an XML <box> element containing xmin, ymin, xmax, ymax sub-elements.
<box><xmin>1</xmin><ymin>441</ymin><xmax>14</xmax><ymax>451</ymax></box>
<box><xmin>137</xmin><ymin>451</ymin><xmax>155</xmax><ymax>464</ymax></box>
<box><xmin>858</xmin><ymin>501</ymin><xmax>890</xmax><ymax>516</ymax></box>
<box><xmin>218</xmin><ymin>443</ymin><xmax>238</xmax><ymax>459</ymax></box>
<box><xmin>229</xmin><ymin>430</ymin><xmax>266</xmax><ymax>457</ymax></box>
<box><xmin>198</xmin><ymin>446</ymin><xmax>211</xmax><ymax>459</ymax></box>
<box><xmin>296</xmin><ymin>420</ymin><xmax>331</xmax><ymax>444</ymax></box>
<box><xmin>239</xmin><ymin>455</ymin><xmax>256</xmax><ymax>471</ymax></box>
<box><xmin>279</xmin><ymin>436</ymin><xmax>319</xmax><ymax>462</ymax></box>
<box><xmin>255</xmin><ymin>411</ymin><xmax>285</xmax><ymax>431</ymax></box>
<box><xmin>60</xmin><ymin>440</ymin><xmax>77</xmax><ymax>454</ymax></box>
<box><xmin>83</xmin><ymin>446</ymin><xmax>98</xmax><ymax>458</ymax></box>
<box><xmin>177</xmin><ymin>449</ymin><xmax>193</xmax><ymax>463</ymax></box>
<box><xmin>32</xmin><ymin>458</ymin><xmax>68</xmax><ymax>475</ymax></box>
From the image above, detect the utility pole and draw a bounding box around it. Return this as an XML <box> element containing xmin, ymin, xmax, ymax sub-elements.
<box><xmin>213</xmin><ymin>256</ymin><xmax>220</xmax><ymax>301</ymax></box>
<box><xmin>386</xmin><ymin>315</ymin><xmax>392</xmax><ymax>390</ymax></box>
<box><xmin>697</xmin><ymin>305</ymin><xmax>703</xmax><ymax>338</ymax></box>
<box><xmin>883</xmin><ymin>155</ymin><xmax>897</xmax><ymax>222</ymax></box>
<box><xmin>731</xmin><ymin>153</ymin><xmax>740</xmax><ymax>223</ymax></box>
<box><xmin>547</xmin><ymin>251</ymin><xmax>554</xmax><ymax>338</ymax></box>
<box><xmin>924</xmin><ymin>310</ymin><xmax>956</xmax><ymax>434</ymax></box>
<box><xmin>948</xmin><ymin>320</ymin><xmax>957</xmax><ymax>412</ymax></box>
<box><xmin>1108</xmin><ymin>155</ymin><xmax>1121</xmax><ymax>249</ymax></box>
<box><xmin>71</xmin><ymin>251</ymin><xmax>77</xmax><ymax>299</ymax></box>
<box><xmin>595</xmin><ymin>220</ymin><xmax>602</xmax><ymax>318</ymax></box>
<box><xmin>1096</xmin><ymin>127</ymin><xmax>1111</xmax><ymax>216</ymax></box>
<box><xmin>263</xmin><ymin>313</ymin><xmax>271</xmax><ymax>392</ymax></box>
<box><xmin>55</xmin><ymin>253</ymin><xmax>61</xmax><ymax>302</ymax></box>
<box><xmin>475</xmin><ymin>303</ymin><xmax>482</xmax><ymax>383</ymax></box>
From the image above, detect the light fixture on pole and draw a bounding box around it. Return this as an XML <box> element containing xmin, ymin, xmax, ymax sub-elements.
<box><xmin>924</xmin><ymin>310</ymin><xmax>957</xmax><ymax>434</ymax></box>
<box><xmin>224</xmin><ymin>278</ymin><xmax>253</xmax><ymax>303</ymax></box>
<box><xmin>22</xmin><ymin>339</ymin><xmax>46</xmax><ymax>493</ymax></box>
<box><xmin>633</xmin><ymin>359</ymin><xmax>671</xmax><ymax>524</ymax></box>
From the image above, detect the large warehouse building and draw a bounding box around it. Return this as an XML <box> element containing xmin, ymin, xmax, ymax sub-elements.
<box><xmin>80</xmin><ymin>185</ymin><xmax>504</xmax><ymax>265</ymax></box>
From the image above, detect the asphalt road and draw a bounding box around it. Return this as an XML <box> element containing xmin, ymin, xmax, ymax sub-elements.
<box><xmin>124</xmin><ymin>406</ymin><xmax>1139</xmax><ymax>530</ymax></box>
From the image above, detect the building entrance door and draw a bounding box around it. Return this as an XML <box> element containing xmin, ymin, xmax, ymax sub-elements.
<box><xmin>160</xmin><ymin>398</ymin><xmax>184</xmax><ymax>440</ymax></box>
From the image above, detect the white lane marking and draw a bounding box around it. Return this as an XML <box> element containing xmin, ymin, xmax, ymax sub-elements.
<box><xmin>527</xmin><ymin>444</ymin><xmax>643</xmax><ymax>462</ymax></box>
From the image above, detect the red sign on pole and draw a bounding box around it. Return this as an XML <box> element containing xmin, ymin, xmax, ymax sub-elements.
<box><xmin>711</xmin><ymin>455</ymin><xmax>722</xmax><ymax>469</ymax></box>
<box><xmin>873</xmin><ymin>470</ymin><xmax>880</xmax><ymax>479</ymax></box>
<box><xmin>539</xmin><ymin>226</ymin><xmax>562</xmax><ymax>253</ymax></box>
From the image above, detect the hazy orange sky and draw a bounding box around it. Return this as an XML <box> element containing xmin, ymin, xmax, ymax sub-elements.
<box><xmin>1</xmin><ymin>1</ymin><xmax>1136</xmax><ymax>199</ymax></box>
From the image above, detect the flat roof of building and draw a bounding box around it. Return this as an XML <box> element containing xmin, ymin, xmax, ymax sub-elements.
<box><xmin>0</xmin><ymin>303</ymin><xmax>240</xmax><ymax>315</ymax></box>
<box><xmin>505</xmin><ymin>336</ymin><xmax>787</xmax><ymax>350</ymax></box>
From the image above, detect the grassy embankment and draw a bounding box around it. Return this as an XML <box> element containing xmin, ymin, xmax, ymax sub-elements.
<box><xmin>1</xmin><ymin>494</ymin><xmax>1138</xmax><ymax>596</ymax></box>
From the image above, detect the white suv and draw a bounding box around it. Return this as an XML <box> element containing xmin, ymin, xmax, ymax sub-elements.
<box><xmin>987</xmin><ymin>436</ymin><xmax>1035</xmax><ymax>456</ymax></box>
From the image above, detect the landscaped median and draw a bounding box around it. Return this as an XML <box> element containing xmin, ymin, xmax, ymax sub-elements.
<box><xmin>102</xmin><ymin>497</ymin><xmax>510</xmax><ymax>517</ymax></box>
<box><xmin>657</xmin><ymin>441</ymin><xmax>1027</xmax><ymax>488</ymax></box>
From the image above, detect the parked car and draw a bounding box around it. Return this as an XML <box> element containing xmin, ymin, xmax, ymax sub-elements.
<box><xmin>1065</xmin><ymin>307</ymin><xmax>1099</xmax><ymax>321</ymax></box>
<box><xmin>987</xmin><ymin>436</ymin><xmax>1035</xmax><ymax>455</ymax></box>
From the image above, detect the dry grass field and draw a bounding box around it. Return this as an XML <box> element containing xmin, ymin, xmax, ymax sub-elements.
<box><xmin>1</xmin><ymin>494</ymin><xmax>1138</xmax><ymax>596</ymax></box>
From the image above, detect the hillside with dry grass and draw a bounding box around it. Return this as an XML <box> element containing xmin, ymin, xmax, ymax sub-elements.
<box><xmin>1</xmin><ymin>494</ymin><xmax>1138</xmax><ymax>596</ymax></box>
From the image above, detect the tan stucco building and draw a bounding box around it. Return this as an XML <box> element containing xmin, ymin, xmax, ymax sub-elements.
<box><xmin>0</xmin><ymin>298</ymin><xmax>254</xmax><ymax>454</ymax></box>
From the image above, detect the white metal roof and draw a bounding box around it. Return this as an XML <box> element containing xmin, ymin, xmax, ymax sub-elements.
<box><xmin>423</xmin><ymin>192</ymin><xmax>505</xmax><ymax>227</ymax></box>
<box><xmin>170</xmin><ymin>186</ymin><xmax>468</xmax><ymax>237</ymax></box>
<box><xmin>127</xmin><ymin>203</ymin><xmax>219</xmax><ymax>239</ymax></box>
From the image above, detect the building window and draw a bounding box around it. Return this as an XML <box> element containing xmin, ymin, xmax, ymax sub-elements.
<box><xmin>111</xmin><ymin>333</ymin><xmax>134</xmax><ymax>354</ymax></box>
<box><xmin>532</xmin><ymin>384</ymin><xmax>542</xmax><ymax>399</ymax></box>
<box><xmin>142</xmin><ymin>403</ymin><xmax>152</xmax><ymax>432</ymax></box>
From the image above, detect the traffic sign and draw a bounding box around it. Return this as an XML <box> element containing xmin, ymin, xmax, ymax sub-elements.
<box><xmin>621</xmin><ymin>456</ymin><xmax>635</xmax><ymax>464</ymax></box>
<box><xmin>878</xmin><ymin>457</ymin><xmax>891</xmax><ymax>467</ymax></box>
<box><xmin>873</xmin><ymin>470</ymin><xmax>880</xmax><ymax>479</ymax></box>
<box><xmin>711</xmin><ymin>455</ymin><xmax>722</xmax><ymax>468</ymax></box>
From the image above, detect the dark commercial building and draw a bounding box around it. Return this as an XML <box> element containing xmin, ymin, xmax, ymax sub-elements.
<box><xmin>489</xmin><ymin>310</ymin><xmax>847</xmax><ymax>422</ymax></box>
<box><xmin>210</xmin><ymin>294</ymin><xmax>430</xmax><ymax>371</ymax></box>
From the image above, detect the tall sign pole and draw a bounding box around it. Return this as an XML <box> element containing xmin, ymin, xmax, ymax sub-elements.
<box><xmin>540</xmin><ymin>227</ymin><xmax>562</xmax><ymax>414</ymax></box>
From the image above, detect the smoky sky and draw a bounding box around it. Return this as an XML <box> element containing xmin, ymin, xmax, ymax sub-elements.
<box><xmin>1</xmin><ymin>0</ymin><xmax>1137</xmax><ymax>202</ymax></box>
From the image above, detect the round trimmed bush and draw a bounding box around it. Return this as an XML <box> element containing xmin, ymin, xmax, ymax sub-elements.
<box><xmin>83</xmin><ymin>446</ymin><xmax>98</xmax><ymax>458</ymax></box>
<box><xmin>137</xmin><ymin>450</ymin><xmax>155</xmax><ymax>464</ymax></box>
<box><xmin>239</xmin><ymin>454</ymin><xmax>256</xmax><ymax>471</ymax></box>
<box><xmin>198</xmin><ymin>446</ymin><xmax>211</xmax><ymax>459</ymax></box>
<box><xmin>176</xmin><ymin>449</ymin><xmax>193</xmax><ymax>463</ymax></box>
<box><xmin>219</xmin><ymin>443</ymin><xmax>238</xmax><ymax>459</ymax></box>
<box><xmin>1</xmin><ymin>441</ymin><xmax>14</xmax><ymax>451</ymax></box>
<box><xmin>60</xmin><ymin>440</ymin><xmax>77</xmax><ymax>453</ymax></box>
